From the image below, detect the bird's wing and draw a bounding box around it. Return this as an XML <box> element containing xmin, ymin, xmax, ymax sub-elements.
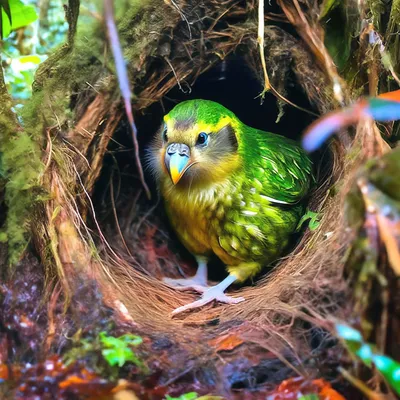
<box><xmin>243</xmin><ymin>130</ymin><xmax>313</xmax><ymax>205</ymax></box>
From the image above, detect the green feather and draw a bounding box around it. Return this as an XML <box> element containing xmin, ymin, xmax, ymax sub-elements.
<box><xmin>167</xmin><ymin>99</ymin><xmax>236</xmax><ymax>126</ymax></box>
<box><xmin>238</xmin><ymin>125</ymin><xmax>313</xmax><ymax>205</ymax></box>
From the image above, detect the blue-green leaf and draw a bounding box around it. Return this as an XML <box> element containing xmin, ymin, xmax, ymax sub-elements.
<box><xmin>335</xmin><ymin>323</ymin><xmax>400</xmax><ymax>395</ymax></box>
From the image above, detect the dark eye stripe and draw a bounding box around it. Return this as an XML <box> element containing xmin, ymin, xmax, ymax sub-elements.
<box><xmin>217</xmin><ymin>124</ymin><xmax>237</xmax><ymax>151</ymax></box>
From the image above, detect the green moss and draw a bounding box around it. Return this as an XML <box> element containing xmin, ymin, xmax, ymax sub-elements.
<box><xmin>118</xmin><ymin>0</ymin><xmax>160</xmax><ymax>61</ymax></box>
<box><xmin>0</xmin><ymin>113</ymin><xmax>44</xmax><ymax>265</ymax></box>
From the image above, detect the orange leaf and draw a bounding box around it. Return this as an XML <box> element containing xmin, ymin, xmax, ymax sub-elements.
<box><xmin>59</xmin><ymin>375</ymin><xmax>92</xmax><ymax>389</ymax></box>
<box><xmin>0</xmin><ymin>364</ymin><xmax>9</xmax><ymax>380</ymax></box>
<box><xmin>319</xmin><ymin>386</ymin><xmax>347</xmax><ymax>400</ymax></box>
<box><xmin>268</xmin><ymin>377</ymin><xmax>346</xmax><ymax>400</ymax></box>
<box><xmin>378</xmin><ymin>89</ymin><xmax>400</xmax><ymax>102</ymax></box>
<box><xmin>358</xmin><ymin>178</ymin><xmax>400</xmax><ymax>276</ymax></box>
<box><xmin>209</xmin><ymin>333</ymin><xmax>244</xmax><ymax>352</ymax></box>
<box><xmin>376</xmin><ymin>213</ymin><xmax>400</xmax><ymax>275</ymax></box>
<box><xmin>313</xmin><ymin>379</ymin><xmax>346</xmax><ymax>400</ymax></box>
<box><xmin>59</xmin><ymin>368</ymin><xmax>99</xmax><ymax>389</ymax></box>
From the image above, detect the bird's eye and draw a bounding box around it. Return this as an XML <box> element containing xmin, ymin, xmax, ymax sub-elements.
<box><xmin>196</xmin><ymin>132</ymin><xmax>209</xmax><ymax>146</ymax></box>
<box><xmin>162</xmin><ymin>124</ymin><xmax>168</xmax><ymax>142</ymax></box>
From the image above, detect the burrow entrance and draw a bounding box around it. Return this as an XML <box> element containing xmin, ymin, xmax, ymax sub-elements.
<box><xmin>92</xmin><ymin>55</ymin><xmax>325</xmax><ymax>288</ymax></box>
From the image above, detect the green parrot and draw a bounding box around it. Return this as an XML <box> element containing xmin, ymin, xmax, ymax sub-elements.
<box><xmin>150</xmin><ymin>99</ymin><xmax>313</xmax><ymax>314</ymax></box>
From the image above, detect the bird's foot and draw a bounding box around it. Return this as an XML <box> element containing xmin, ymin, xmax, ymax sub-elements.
<box><xmin>163</xmin><ymin>277</ymin><xmax>208</xmax><ymax>293</ymax></box>
<box><xmin>172</xmin><ymin>285</ymin><xmax>245</xmax><ymax>315</ymax></box>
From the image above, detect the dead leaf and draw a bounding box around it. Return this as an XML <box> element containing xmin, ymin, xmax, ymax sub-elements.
<box><xmin>376</xmin><ymin>213</ymin><xmax>400</xmax><ymax>275</ymax></box>
<box><xmin>0</xmin><ymin>364</ymin><xmax>9</xmax><ymax>380</ymax></box>
<box><xmin>358</xmin><ymin>178</ymin><xmax>400</xmax><ymax>275</ymax></box>
<box><xmin>209</xmin><ymin>333</ymin><xmax>244</xmax><ymax>352</ymax></box>
<box><xmin>268</xmin><ymin>376</ymin><xmax>346</xmax><ymax>400</ymax></box>
<box><xmin>113</xmin><ymin>389</ymin><xmax>139</xmax><ymax>400</ymax></box>
<box><xmin>313</xmin><ymin>378</ymin><xmax>346</xmax><ymax>400</ymax></box>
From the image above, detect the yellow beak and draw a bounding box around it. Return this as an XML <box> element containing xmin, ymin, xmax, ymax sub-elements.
<box><xmin>165</xmin><ymin>143</ymin><xmax>191</xmax><ymax>185</ymax></box>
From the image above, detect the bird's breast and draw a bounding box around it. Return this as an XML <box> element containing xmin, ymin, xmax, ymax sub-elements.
<box><xmin>163</xmin><ymin>182</ymin><xmax>227</xmax><ymax>256</ymax></box>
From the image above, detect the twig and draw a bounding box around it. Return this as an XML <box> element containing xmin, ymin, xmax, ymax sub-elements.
<box><xmin>367</xmin><ymin>24</ymin><xmax>400</xmax><ymax>86</ymax></box>
<box><xmin>208</xmin><ymin>3</ymin><xmax>237</xmax><ymax>32</ymax></box>
<box><xmin>168</xmin><ymin>0</ymin><xmax>192</xmax><ymax>40</ymax></box>
<box><xmin>133</xmin><ymin>198</ymin><xmax>160</xmax><ymax>237</ymax></box>
<box><xmin>257</xmin><ymin>0</ymin><xmax>271</xmax><ymax>96</ymax></box>
<box><xmin>162</xmin><ymin>364</ymin><xmax>195</xmax><ymax>386</ymax></box>
<box><xmin>72</xmin><ymin>163</ymin><xmax>122</xmax><ymax>262</ymax></box>
<box><xmin>339</xmin><ymin>368</ymin><xmax>390</xmax><ymax>400</ymax></box>
<box><xmin>164</xmin><ymin>56</ymin><xmax>191</xmax><ymax>94</ymax></box>
<box><xmin>123</xmin><ymin>189</ymin><xmax>142</xmax><ymax>236</ymax></box>
<box><xmin>45</xmin><ymin>281</ymin><xmax>62</xmax><ymax>352</ymax></box>
<box><xmin>110</xmin><ymin>174</ymin><xmax>133</xmax><ymax>258</ymax></box>
<box><xmin>103</xmin><ymin>0</ymin><xmax>151</xmax><ymax>199</ymax></box>
<box><xmin>257</xmin><ymin>0</ymin><xmax>318</xmax><ymax>116</ymax></box>
<box><xmin>66</xmin><ymin>0</ymin><xmax>80</xmax><ymax>45</ymax></box>
<box><xmin>43</xmin><ymin>128</ymin><xmax>54</xmax><ymax>173</ymax></box>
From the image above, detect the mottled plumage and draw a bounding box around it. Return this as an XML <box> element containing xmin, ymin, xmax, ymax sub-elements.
<box><xmin>149</xmin><ymin>100</ymin><xmax>313</xmax><ymax>313</ymax></box>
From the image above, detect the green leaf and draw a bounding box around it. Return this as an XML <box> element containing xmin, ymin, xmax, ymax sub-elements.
<box><xmin>319</xmin><ymin>0</ymin><xmax>341</xmax><ymax>19</ymax></box>
<box><xmin>99</xmin><ymin>332</ymin><xmax>142</xmax><ymax>347</ymax></box>
<box><xmin>18</xmin><ymin>55</ymin><xmax>42</xmax><ymax>64</ymax></box>
<box><xmin>299</xmin><ymin>395</ymin><xmax>320</xmax><ymax>400</ymax></box>
<box><xmin>102</xmin><ymin>347</ymin><xmax>136</xmax><ymax>368</ymax></box>
<box><xmin>320</xmin><ymin>1</ymin><xmax>357</xmax><ymax>72</ymax></box>
<box><xmin>1</xmin><ymin>0</ymin><xmax>37</xmax><ymax>38</ymax></box>
<box><xmin>119</xmin><ymin>334</ymin><xmax>143</xmax><ymax>346</ymax></box>
<box><xmin>296</xmin><ymin>210</ymin><xmax>321</xmax><ymax>231</ymax></box>
<box><xmin>0</xmin><ymin>231</ymin><xmax>7</xmax><ymax>242</ymax></box>
<box><xmin>335</xmin><ymin>323</ymin><xmax>400</xmax><ymax>395</ymax></box>
<box><xmin>165</xmin><ymin>393</ymin><xmax>198</xmax><ymax>400</ymax></box>
<box><xmin>371</xmin><ymin>355</ymin><xmax>400</xmax><ymax>395</ymax></box>
<box><xmin>355</xmin><ymin>343</ymin><xmax>373</xmax><ymax>368</ymax></box>
<box><xmin>99</xmin><ymin>332</ymin><xmax>143</xmax><ymax>368</ymax></box>
<box><xmin>0</xmin><ymin>0</ymin><xmax>12</xmax><ymax>39</ymax></box>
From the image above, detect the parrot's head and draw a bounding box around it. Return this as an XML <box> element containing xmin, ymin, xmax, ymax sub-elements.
<box><xmin>150</xmin><ymin>100</ymin><xmax>242</xmax><ymax>189</ymax></box>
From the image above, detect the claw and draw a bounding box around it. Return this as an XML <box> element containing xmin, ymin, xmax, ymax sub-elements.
<box><xmin>163</xmin><ymin>257</ymin><xmax>209</xmax><ymax>292</ymax></box>
<box><xmin>163</xmin><ymin>277</ymin><xmax>209</xmax><ymax>293</ymax></box>
<box><xmin>171</xmin><ymin>286</ymin><xmax>245</xmax><ymax>315</ymax></box>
